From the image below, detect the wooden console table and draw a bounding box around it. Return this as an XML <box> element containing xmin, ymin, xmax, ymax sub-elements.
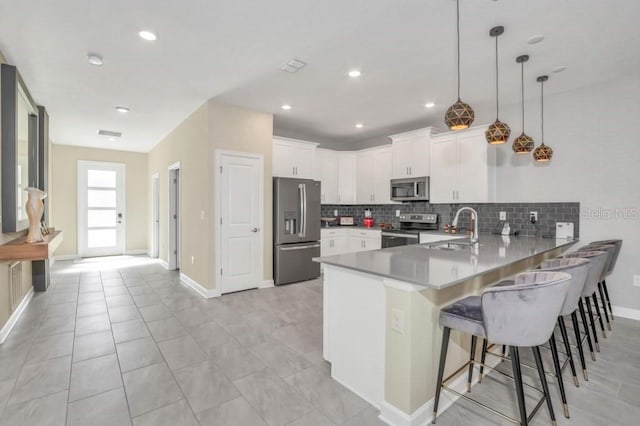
<box><xmin>0</xmin><ymin>229</ymin><xmax>63</xmax><ymax>262</ymax></box>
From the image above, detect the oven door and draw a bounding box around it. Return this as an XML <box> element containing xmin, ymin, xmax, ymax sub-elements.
<box><xmin>381</xmin><ymin>232</ymin><xmax>420</xmax><ymax>248</ymax></box>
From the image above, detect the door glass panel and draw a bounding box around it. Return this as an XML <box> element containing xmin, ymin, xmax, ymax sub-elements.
<box><xmin>88</xmin><ymin>189</ymin><xmax>116</xmax><ymax>208</ymax></box>
<box><xmin>88</xmin><ymin>210</ymin><xmax>116</xmax><ymax>227</ymax></box>
<box><xmin>88</xmin><ymin>229</ymin><xmax>117</xmax><ymax>247</ymax></box>
<box><xmin>88</xmin><ymin>170</ymin><xmax>117</xmax><ymax>188</ymax></box>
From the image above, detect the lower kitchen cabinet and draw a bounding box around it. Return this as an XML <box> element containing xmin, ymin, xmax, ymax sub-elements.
<box><xmin>321</xmin><ymin>228</ymin><xmax>381</xmax><ymax>259</ymax></box>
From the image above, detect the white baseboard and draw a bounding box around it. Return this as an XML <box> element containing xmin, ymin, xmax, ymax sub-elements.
<box><xmin>612</xmin><ymin>305</ymin><xmax>640</xmax><ymax>321</ymax></box>
<box><xmin>53</xmin><ymin>254</ymin><xmax>79</xmax><ymax>262</ymax></box>
<box><xmin>124</xmin><ymin>249</ymin><xmax>147</xmax><ymax>256</ymax></box>
<box><xmin>158</xmin><ymin>259</ymin><xmax>169</xmax><ymax>270</ymax></box>
<box><xmin>259</xmin><ymin>279</ymin><xmax>274</xmax><ymax>289</ymax></box>
<box><xmin>379</xmin><ymin>353</ymin><xmax>502</xmax><ymax>426</ymax></box>
<box><xmin>179</xmin><ymin>272</ymin><xmax>220</xmax><ymax>299</ymax></box>
<box><xmin>0</xmin><ymin>288</ymin><xmax>34</xmax><ymax>344</ymax></box>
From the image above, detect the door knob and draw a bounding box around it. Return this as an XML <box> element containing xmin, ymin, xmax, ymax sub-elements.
<box><xmin>250</xmin><ymin>227</ymin><xmax>259</xmax><ymax>233</ymax></box>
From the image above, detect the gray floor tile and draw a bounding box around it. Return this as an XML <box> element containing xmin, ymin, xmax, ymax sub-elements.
<box><xmin>78</xmin><ymin>291</ymin><xmax>105</xmax><ymax>305</ymax></box>
<box><xmin>197</xmin><ymin>396</ymin><xmax>268</xmax><ymax>426</ymax></box>
<box><xmin>8</xmin><ymin>355</ymin><xmax>71</xmax><ymax>405</ymax></box>
<box><xmin>109</xmin><ymin>305</ymin><xmax>142</xmax><ymax>323</ymax></box>
<box><xmin>287</xmin><ymin>409</ymin><xmax>334</xmax><ymax>426</ymax></box>
<box><xmin>36</xmin><ymin>313</ymin><xmax>76</xmax><ymax>336</ymax></box>
<box><xmin>619</xmin><ymin>382</ymin><xmax>640</xmax><ymax>408</ymax></box>
<box><xmin>75</xmin><ymin>313</ymin><xmax>111</xmax><ymax>336</ymax></box>
<box><xmin>78</xmin><ymin>283</ymin><xmax>103</xmax><ymax>294</ymax></box>
<box><xmin>123</xmin><ymin>362</ymin><xmax>183</xmax><ymax>417</ymax></box>
<box><xmin>0</xmin><ymin>390</ymin><xmax>67</xmax><ymax>426</ymax></box>
<box><xmin>112</xmin><ymin>319</ymin><xmax>150</xmax><ymax>343</ymax></box>
<box><xmin>147</xmin><ymin>317</ymin><xmax>188</xmax><ymax>342</ymax></box>
<box><xmin>233</xmin><ymin>368</ymin><xmax>313</xmax><ymax>425</ymax></box>
<box><xmin>174</xmin><ymin>305</ymin><xmax>211</xmax><ymax>328</ymax></box>
<box><xmin>73</xmin><ymin>330</ymin><xmax>115</xmax><ymax>362</ymax></box>
<box><xmin>76</xmin><ymin>300</ymin><xmax>108</xmax><ymax>318</ymax></box>
<box><xmin>139</xmin><ymin>304</ymin><xmax>173</xmax><ymax>322</ymax></box>
<box><xmin>132</xmin><ymin>399</ymin><xmax>199</xmax><ymax>426</ymax></box>
<box><xmin>272</xmin><ymin>325</ymin><xmax>322</xmax><ymax>355</ymax></box>
<box><xmin>128</xmin><ymin>285</ymin><xmax>155</xmax><ymax>296</ymax></box>
<box><xmin>210</xmin><ymin>342</ymin><xmax>267</xmax><ymax>380</ymax></box>
<box><xmin>251</xmin><ymin>340</ymin><xmax>312</xmax><ymax>378</ymax></box>
<box><xmin>25</xmin><ymin>332</ymin><xmax>74</xmax><ymax>364</ymax></box>
<box><xmin>116</xmin><ymin>336</ymin><xmax>163</xmax><ymax>372</ymax></box>
<box><xmin>67</xmin><ymin>387</ymin><xmax>132</xmax><ymax>426</ymax></box>
<box><xmin>69</xmin><ymin>353</ymin><xmax>122</xmax><ymax>401</ymax></box>
<box><xmin>104</xmin><ymin>286</ymin><xmax>130</xmax><ymax>297</ymax></box>
<box><xmin>188</xmin><ymin>321</ymin><xmax>237</xmax><ymax>356</ymax></box>
<box><xmin>0</xmin><ymin>378</ymin><xmax>15</xmax><ymax>408</ymax></box>
<box><xmin>158</xmin><ymin>335</ymin><xmax>207</xmax><ymax>371</ymax></box>
<box><xmin>342</xmin><ymin>406</ymin><xmax>386</xmax><ymax>426</ymax></box>
<box><xmin>133</xmin><ymin>293</ymin><xmax>163</xmax><ymax>308</ymax></box>
<box><xmin>174</xmin><ymin>359</ymin><xmax>240</xmax><ymax>413</ymax></box>
<box><xmin>106</xmin><ymin>294</ymin><xmax>135</xmax><ymax>308</ymax></box>
<box><xmin>44</xmin><ymin>301</ymin><xmax>77</xmax><ymax>318</ymax></box>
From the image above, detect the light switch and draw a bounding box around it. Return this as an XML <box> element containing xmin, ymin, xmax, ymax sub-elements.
<box><xmin>391</xmin><ymin>308</ymin><xmax>404</xmax><ymax>334</ymax></box>
<box><xmin>200</xmin><ymin>210</ymin><xmax>206</xmax><ymax>220</ymax></box>
<box><xmin>396</xmin><ymin>210</ymin><xmax>401</xmax><ymax>217</ymax></box>
<box><xmin>499</xmin><ymin>211</ymin><xmax>507</xmax><ymax>220</ymax></box>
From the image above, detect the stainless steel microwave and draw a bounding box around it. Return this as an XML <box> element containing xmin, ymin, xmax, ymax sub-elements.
<box><xmin>390</xmin><ymin>177</ymin><xmax>429</xmax><ymax>201</ymax></box>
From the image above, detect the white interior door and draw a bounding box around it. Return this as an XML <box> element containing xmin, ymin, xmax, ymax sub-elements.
<box><xmin>219</xmin><ymin>152</ymin><xmax>262</xmax><ymax>294</ymax></box>
<box><xmin>168</xmin><ymin>166</ymin><xmax>181</xmax><ymax>270</ymax></box>
<box><xmin>78</xmin><ymin>161</ymin><xmax>125</xmax><ymax>257</ymax></box>
<box><xmin>151</xmin><ymin>174</ymin><xmax>159</xmax><ymax>258</ymax></box>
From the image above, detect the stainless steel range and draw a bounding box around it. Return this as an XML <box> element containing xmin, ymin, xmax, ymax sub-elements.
<box><xmin>381</xmin><ymin>213</ymin><xmax>439</xmax><ymax>248</ymax></box>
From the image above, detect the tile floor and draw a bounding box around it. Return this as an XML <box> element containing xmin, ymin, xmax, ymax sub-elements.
<box><xmin>0</xmin><ymin>255</ymin><xmax>639</xmax><ymax>425</ymax></box>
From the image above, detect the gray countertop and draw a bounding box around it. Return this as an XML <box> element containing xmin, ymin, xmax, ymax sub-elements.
<box><xmin>314</xmin><ymin>234</ymin><xmax>577</xmax><ymax>290</ymax></box>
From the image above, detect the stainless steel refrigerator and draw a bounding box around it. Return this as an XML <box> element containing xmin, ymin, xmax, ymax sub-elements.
<box><xmin>273</xmin><ymin>177</ymin><xmax>321</xmax><ymax>285</ymax></box>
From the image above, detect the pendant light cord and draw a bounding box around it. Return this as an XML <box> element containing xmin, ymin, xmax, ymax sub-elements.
<box><xmin>520</xmin><ymin>62</ymin><xmax>525</xmax><ymax>132</ymax></box>
<box><xmin>540</xmin><ymin>79</ymin><xmax>545</xmax><ymax>145</ymax></box>
<box><xmin>495</xmin><ymin>35</ymin><xmax>499</xmax><ymax>119</ymax></box>
<box><xmin>456</xmin><ymin>0</ymin><xmax>461</xmax><ymax>99</ymax></box>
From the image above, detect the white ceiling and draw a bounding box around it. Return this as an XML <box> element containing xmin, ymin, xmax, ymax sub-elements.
<box><xmin>0</xmin><ymin>0</ymin><xmax>638</xmax><ymax>152</ymax></box>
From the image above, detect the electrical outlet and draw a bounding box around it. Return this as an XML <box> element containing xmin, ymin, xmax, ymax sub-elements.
<box><xmin>634</xmin><ymin>275</ymin><xmax>640</xmax><ymax>287</ymax></box>
<box><xmin>333</xmin><ymin>209</ymin><xmax>338</xmax><ymax>217</ymax></box>
<box><xmin>200</xmin><ymin>210</ymin><xmax>205</xmax><ymax>220</ymax></box>
<box><xmin>391</xmin><ymin>308</ymin><xmax>404</xmax><ymax>334</ymax></box>
<box><xmin>530</xmin><ymin>211</ymin><xmax>538</xmax><ymax>223</ymax></box>
<box><xmin>499</xmin><ymin>211</ymin><xmax>507</xmax><ymax>220</ymax></box>
<box><xmin>191</xmin><ymin>256</ymin><xmax>195</xmax><ymax>265</ymax></box>
<box><xmin>396</xmin><ymin>210</ymin><xmax>401</xmax><ymax>217</ymax></box>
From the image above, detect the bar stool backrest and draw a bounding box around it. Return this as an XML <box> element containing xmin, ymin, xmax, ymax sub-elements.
<box><xmin>481</xmin><ymin>271</ymin><xmax>571</xmax><ymax>347</ymax></box>
<box><xmin>562</xmin><ymin>251</ymin><xmax>607</xmax><ymax>296</ymax></box>
<box><xmin>585</xmin><ymin>239</ymin><xmax>622</xmax><ymax>275</ymax></box>
<box><xmin>539</xmin><ymin>258</ymin><xmax>590</xmax><ymax>316</ymax></box>
<box><xmin>579</xmin><ymin>244</ymin><xmax>615</xmax><ymax>280</ymax></box>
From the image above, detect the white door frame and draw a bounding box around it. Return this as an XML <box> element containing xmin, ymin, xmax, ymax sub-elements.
<box><xmin>168</xmin><ymin>162</ymin><xmax>181</xmax><ymax>270</ymax></box>
<box><xmin>214</xmin><ymin>149</ymin><xmax>265</xmax><ymax>294</ymax></box>
<box><xmin>150</xmin><ymin>173</ymin><xmax>160</xmax><ymax>258</ymax></box>
<box><xmin>77</xmin><ymin>160</ymin><xmax>126</xmax><ymax>257</ymax></box>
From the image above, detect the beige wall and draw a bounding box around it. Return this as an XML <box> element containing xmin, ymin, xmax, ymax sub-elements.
<box><xmin>50</xmin><ymin>144</ymin><xmax>148</xmax><ymax>256</ymax></box>
<box><xmin>147</xmin><ymin>104</ymin><xmax>209</xmax><ymax>286</ymax></box>
<box><xmin>207</xmin><ymin>101</ymin><xmax>274</xmax><ymax>287</ymax></box>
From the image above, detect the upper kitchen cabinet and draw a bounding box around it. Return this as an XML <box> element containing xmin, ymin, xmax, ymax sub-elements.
<box><xmin>390</xmin><ymin>127</ymin><xmax>433</xmax><ymax>179</ymax></box>
<box><xmin>316</xmin><ymin>148</ymin><xmax>339</xmax><ymax>204</ymax></box>
<box><xmin>429</xmin><ymin>126</ymin><xmax>496</xmax><ymax>204</ymax></box>
<box><xmin>272</xmin><ymin>137</ymin><xmax>318</xmax><ymax>179</ymax></box>
<box><xmin>337</xmin><ymin>152</ymin><xmax>356</xmax><ymax>204</ymax></box>
<box><xmin>356</xmin><ymin>146</ymin><xmax>395</xmax><ymax>204</ymax></box>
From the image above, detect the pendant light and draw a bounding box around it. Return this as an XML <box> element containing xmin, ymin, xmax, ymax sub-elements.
<box><xmin>485</xmin><ymin>26</ymin><xmax>510</xmax><ymax>144</ymax></box>
<box><xmin>533</xmin><ymin>75</ymin><xmax>553</xmax><ymax>162</ymax></box>
<box><xmin>512</xmin><ymin>55</ymin><xmax>534</xmax><ymax>153</ymax></box>
<box><xmin>444</xmin><ymin>0</ymin><xmax>474</xmax><ymax>130</ymax></box>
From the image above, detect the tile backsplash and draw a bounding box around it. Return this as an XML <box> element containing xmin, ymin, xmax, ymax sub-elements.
<box><xmin>320</xmin><ymin>202</ymin><xmax>580</xmax><ymax>238</ymax></box>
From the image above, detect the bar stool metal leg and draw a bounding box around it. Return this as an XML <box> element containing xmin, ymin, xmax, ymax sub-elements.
<box><xmin>571</xmin><ymin>312</ymin><xmax>589</xmax><ymax>380</ymax></box>
<box><xmin>532</xmin><ymin>346</ymin><xmax>558</xmax><ymax>426</ymax></box>
<box><xmin>432</xmin><ymin>327</ymin><xmax>451</xmax><ymax>424</ymax></box>
<box><xmin>591</xmin><ymin>294</ymin><xmax>607</xmax><ymax>337</ymax></box>
<box><xmin>602</xmin><ymin>279</ymin><xmax>614</xmax><ymax>320</ymax></box>
<box><xmin>467</xmin><ymin>335</ymin><xmax>477</xmax><ymax>392</ymax></box>
<box><xmin>549</xmin><ymin>333</ymin><xmax>570</xmax><ymax>418</ymax></box>
<box><xmin>558</xmin><ymin>317</ymin><xmax>579</xmax><ymax>386</ymax></box>
<box><xmin>578</xmin><ymin>302</ymin><xmax>596</xmax><ymax>360</ymax></box>
<box><xmin>584</xmin><ymin>297</ymin><xmax>601</xmax><ymax>352</ymax></box>
<box><xmin>510</xmin><ymin>347</ymin><xmax>528</xmax><ymax>426</ymax></box>
<box><xmin>478</xmin><ymin>338</ymin><xmax>488</xmax><ymax>383</ymax></box>
<box><xmin>597</xmin><ymin>283</ymin><xmax>612</xmax><ymax>331</ymax></box>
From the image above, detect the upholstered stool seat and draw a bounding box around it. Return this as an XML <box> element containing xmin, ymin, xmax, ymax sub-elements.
<box><xmin>440</xmin><ymin>296</ymin><xmax>484</xmax><ymax>337</ymax></box>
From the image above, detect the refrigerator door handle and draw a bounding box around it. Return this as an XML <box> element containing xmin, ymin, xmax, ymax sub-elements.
<box><xmin>280</xmin><ymin>244</ymin><xmax>321</xmax><ymax>251</ymax></box>
<box><xmin>298</xmin><ymin>183</ymin><xmax>306</xmax><ymax>238</ymax></box>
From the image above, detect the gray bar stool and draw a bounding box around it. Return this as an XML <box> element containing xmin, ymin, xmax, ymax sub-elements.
<box><xmin>432</xmin><ymin>271</ymin><xmax>572</xmax><ymax>425</ymax></box>
<box><xmin>578</xmin><ymin>244</ymin><xmax>616</xmax><ymax>331</ymax></box>
<box><xmin>586</xmin><ymin>239</ymin><xmax>622</xmax><ymax>318</ymax></box>
<box><xmin>562</xmin><ymin>251</ymin><xmax>608</xmax><ymax>356</ymax></box>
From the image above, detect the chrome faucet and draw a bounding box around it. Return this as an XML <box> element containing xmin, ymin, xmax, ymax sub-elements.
<box><xmin>452</xmin><ymin>207</ymin><xmax>479</xmax><ymax>244</ymax></box>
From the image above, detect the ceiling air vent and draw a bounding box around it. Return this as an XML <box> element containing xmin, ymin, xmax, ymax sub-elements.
<box><xmin>97</xmin><ymin>129</ymin><xmax>122</xmax><ymax>138</ymax></box>
<box><xmin>280</xmin><ymin>58</ymin><xmax>307</xmax><ymax>73</ymax></box>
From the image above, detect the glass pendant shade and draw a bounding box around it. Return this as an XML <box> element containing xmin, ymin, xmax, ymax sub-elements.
<box><xmin>513</xmin><ymin>133</ymin><xmax>534</xmax><ymax>153</ymax></box>
<box><xmin>533</xmin><ymin>75</ymin><xmax>553</xmax><ymax>162</ymax></box>
<box><xmin>486</xmin><ymin>26</ymin><xmax>510</xmax><ymax>144</ymax></box>
<box><xmin>445</xmin><ymin>0</ymin><xmax>474</xmax><ymax>130</ymax></box>
<box><xmin>445</xmin><ymin>99</ymin><xmax>475</xmax><ymax>130</ymax></box>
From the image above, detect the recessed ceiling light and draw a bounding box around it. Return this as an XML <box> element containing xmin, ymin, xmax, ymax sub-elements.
<box><xmin>527</xmin><ymin>34</ymin><xmax>544</xmax><ymax>44</ymax></box>
<box><xmin>138</xmin><ymin>30</ymin><xmax>157</xmax><ymax>41</ymax></box>
<box><xmin>115</xmin><ymin>106</ymin><xmax>130</xmax><ymax>113</ymax></box>
<box><xmin>552</xmin><ymin>65</ymin><xmax>567</xmax><ymax>73</ymax></box>
<box><xmin>355</xmin><ymin>123</ymin><xmax>364</xmax><ymax>129</ymax></box>
<box><xmin>281</xmin><ymin>104</ymin><xmax>292</xmax><ymax>110</ymax></box>
<box><xmin>348</xmin><ymin>70</ymin><xmax>361</xmax><ymax>78</ymax></box>
<box><xmin>424</xmin><ymin>102</ymin><xmax>435</xmax><ymax>108</ymax></box>
<box><xmin>87</xmin><ymin>54</ymin><xmax>103</xmax><ymax>66</ymax></box>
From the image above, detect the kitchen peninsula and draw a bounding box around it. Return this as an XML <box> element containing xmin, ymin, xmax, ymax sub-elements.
<box><xmin>316</xmin><ymin>234</ymin><xmax>576</xmax><ymax>426</ymax></box>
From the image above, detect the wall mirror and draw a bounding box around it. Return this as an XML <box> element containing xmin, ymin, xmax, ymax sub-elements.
<box><xmin>2</xmin><ymin>64</ymin><xmax>38</xmax><ymax>233</ymax></box>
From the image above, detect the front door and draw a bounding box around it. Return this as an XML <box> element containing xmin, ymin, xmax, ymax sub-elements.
<box><xmin>77</xmin><ymin>161</ymin><xmax>125</xmax><ymax>257</ymax></box>
<box><xmin>219</xmin><ymin>152</ymin><xmax>262</xmax><ymax>294</ymax></box>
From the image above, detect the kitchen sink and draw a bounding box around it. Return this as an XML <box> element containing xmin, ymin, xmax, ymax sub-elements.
<box><xmin>425</xmin><ymin>241</ymin><xmax>475</xmax><ymax>251</ymax></box>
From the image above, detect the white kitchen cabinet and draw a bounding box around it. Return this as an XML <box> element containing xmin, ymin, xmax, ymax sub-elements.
<box><xmin>429</xmin><ymin>126</ymin><xmax>496</xmax><ymax>204</ymax></box>
<box><xmin>349</xmin><ymin>229</ymin><xmax>382</xmax><ymax>252</ymax></box>
<box><xmin>321</xmin><ymin>228</ymin><xmax>381</xmax><ymax>259</ymax></box>
<box><xmin>356</xmin><ymin>146</ymin><xmax>394</xmax><ymax>204</ymax></box>
<box><xmin>316</xmin><ymin>148</ymin><xmax>339</xmax><ymax>204</ymax></box>
<box><xmin>390</xmin><ymin>127</ymin><xmax>433</xmax><ymax>179</ymax></box>
<box><xmin>337</xmin><ymin>152</ymin><xmax>356</xmax><ymax>204</ymax></box>
<box><xmin>272</xmin><ymin>137</ymin><xmax>318</xmax><ymax>179</ymax></box>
